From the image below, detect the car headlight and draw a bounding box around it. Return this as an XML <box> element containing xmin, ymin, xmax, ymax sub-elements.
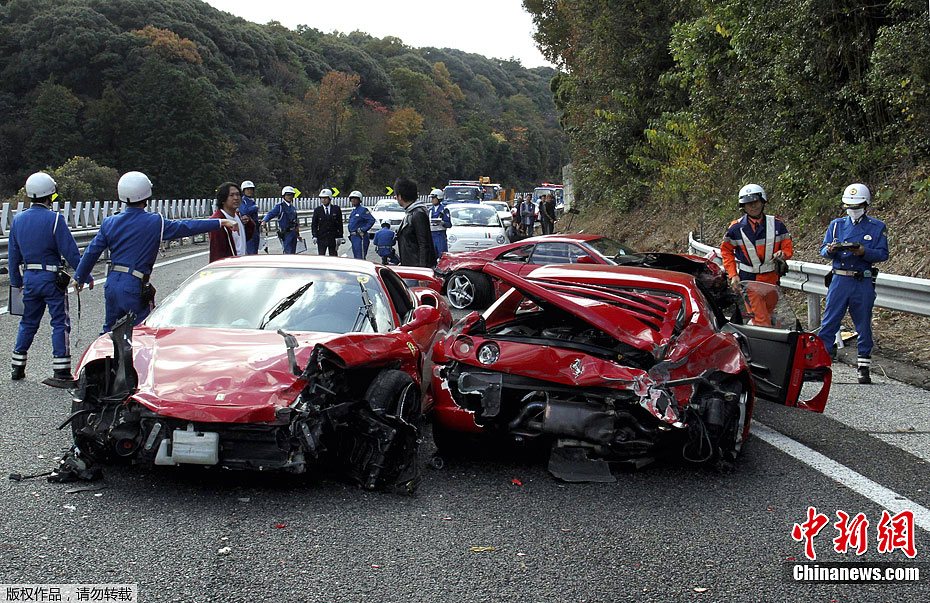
<box><xmin>496</xmin><ymin>234</ymin><xmax>506</xmax><ymax>244</ymax></box>
<box><xmin>477</xmin><ymin>342</ymin><xmax>500</xmax><ymax>365</ymax></box>
<box><xmin>447</xmin><ymin>234</ymin><xmax>458</xmax><ymax>243</ymax></box>
<box><xmin>454</xmin><ymin>336</ymin><xmax>474</xmax><ymax>355</ymax></box>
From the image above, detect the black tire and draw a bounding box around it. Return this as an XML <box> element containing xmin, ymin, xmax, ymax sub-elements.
<box><xmin>445</xmin><ymin>269</ymin><xmax>493</xmax><ymax>310</ymax></box>
<box><xmin>366</xmin><ymin>370</ymin><xmax>421</xmax><ymax>423</ymax></box>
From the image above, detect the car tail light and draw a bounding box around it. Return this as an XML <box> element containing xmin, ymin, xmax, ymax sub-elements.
<box><xmin>476</xmin><ymin>342</ymin><xmax>500</xmax><ymax>365</ymax></box>
<box><xmin>454</xmin><ymin>336</ymin><xmax>474</xmax><ymax>356</ymax></box>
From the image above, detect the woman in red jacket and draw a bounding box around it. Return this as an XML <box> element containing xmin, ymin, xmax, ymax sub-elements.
<box><xmin>210</xmin><ymin>182</ymin><xmax>255</xmax><ymax>262</ymax></box>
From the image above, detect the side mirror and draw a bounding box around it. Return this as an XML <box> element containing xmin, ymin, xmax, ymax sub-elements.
<box><xmin>575</xmin><ymin>255</ymin><xmax>597</xmax><ymax>264</ymax></box>
<box><xmin>400</xmin><ymin>305</ymin><xmax>441</xmax><ymax>333</ymax></box>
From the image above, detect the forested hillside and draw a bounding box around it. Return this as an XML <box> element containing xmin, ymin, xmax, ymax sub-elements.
<box><xmin>526</xmin><ymin>0</ymin><xmax>930</xmax><ymax>279</ymax></box>
<box><xmin>0</xmin><ymin>0</ymin><xmax>565</xmax><ymax>198</ymax></box>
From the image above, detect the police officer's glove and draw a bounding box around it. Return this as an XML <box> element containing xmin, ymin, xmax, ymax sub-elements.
<box><xmin>729</xmin><ymin>275</ymin><xmax>741</xmax><ymax>290</ymax></box>
<box><xmin>312</xmin><ymin>237</ymin><xmax>318</xmax><ymax>245</ymax></box>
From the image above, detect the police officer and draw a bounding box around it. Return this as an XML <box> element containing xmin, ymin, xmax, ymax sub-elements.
<box><xmin>818</xmin><ymin>183</ymin><xmax>889</xmax><ymax>384</ymax></box>
<box><xmin>346</xmin><ymin>190</ymin><xmax>375</xmax><ymax>260</ymax></box>
<box><xmin>263</xmin><ymin>186</ymin><xmax>301</xmax><ymax>254</ymax></box>
<box><xmin>427</xmin><ymin>188</ymin><xmax>451</xmax><ymax>256</ymax></box>
<box><xmin>311</xmin><ymin>188</ymin><xmax>344</xmax><ymax>256</ymax></box>
<box><xmin>239</xmin><ymin>180</ymin><xmax>260</xmax><ymax>255</ymax></box>
<box><xmin>719</xmin><ymin>184</ymin><xmax>793</xmax><ymax>326</ymax></box>
<box><xmin>74</xmin><ymin>171</ymin><xmax>234</xmax><ymax>333</ymax></box>
<box><xmin>8</xmin><ymin>172</ymin><xmax>85</xmax><ymax>383</ymax></box>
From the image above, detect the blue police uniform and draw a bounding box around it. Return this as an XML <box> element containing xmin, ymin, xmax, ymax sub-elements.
<box><xmin>8</xmin><ymin>204</ymin><xmax>83</xmax><ymax>377</ymax></box>
<box><xmin>373</xmin><ymin>226</ymin><xmax>399</xmax><ymax>265</ymax></box>
<box><xmin>818</xmin><ymin>214</ymin><xmax>889</xmax><ymax>365</ymax></box>
<box><xmin>75</xmin><ymin>207</ymin><xmax>222</xmax><ymax>332</ymax></box>
<box><xmin>240</xmin><ymin>194</ymin><xmax>260</xmax><ymax>255</ymax></box>
<box><xmin>263</xmin><ymin>200</ymin><xmax>299</xmax><ymax>254</ymax></box>
<box><xmin>347</xmin><ymin>204</ymin><xmax>376</xmax><ymax>259</ymax></box>
<box><xmin>429</xmin><ymin>204</ymin><xmax>451</xmax><ymax>256</ymax></box>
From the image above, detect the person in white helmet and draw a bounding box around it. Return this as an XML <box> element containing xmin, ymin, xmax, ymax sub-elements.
<box><xmin>7</xmin><ymin>172</ymin><xmax>86</xmax><ymax>384</ymax></box>
<box><xmin>818</xmin><ymin>183</ymin><xmax>889</xmax><ymax>384</ymax></box>
<box><xmin>346</xmin><ymin>190</ymin><xmax>375</xmax><ymax>259</ymax></box>
<box><xmin>427</xmin><ymin>188</ymin><xmax>451</xmax><ymax>256</ymax></box>
<box><xmin>239</xmin><ymin>180</ymin><xmax>260</xmax><ymax>254</ymax></box>
<box><xmin>720</xmin><ymin>183</ymin><xmax>793</xmax><ymax>326</ymax></box>
<box><xmin>74</xmin><ymin>171</ymin><xmax>235</xmax><ymax>333</ymax></box>
<box><xmin>262</xmin><ymin>186</ymin><xmax>301</xmax><ymax>253</ymax></box>
<box><xmin>311</xmin><ymin>188</ymin><xmax>344</xmax><ymax>256</ymax></box>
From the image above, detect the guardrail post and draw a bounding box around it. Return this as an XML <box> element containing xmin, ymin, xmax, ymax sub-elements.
<box><xmin>807</xmin><ymin>293</ymin><xmax>822</xmax><ymax>330</ymax></box>
<box><xmin>1</xmin><ymin>202</ymin><xmax>9</xmax><ymax>236</ymax></box>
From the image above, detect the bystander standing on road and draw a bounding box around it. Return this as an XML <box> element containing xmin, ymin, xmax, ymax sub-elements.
<box><xmin>210</xmin><ymin>182</ymin><xmax>254</xmax><ymax>263</ymax></box>
<box><xmin>539</xmin><ymin>191</ymin><xmax>557</xmax><ymax>235</ymax></box>
<box><xmin>395</xmin><ymin>177</ymin><xmax>436</xmax><ymax>267</ymax></box>
<box><xmin>519</xmin><ymin>193</ymin><xmax>536</xmax><ymax>237</ymax></box>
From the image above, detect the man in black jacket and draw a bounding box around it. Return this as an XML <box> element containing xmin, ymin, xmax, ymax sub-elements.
<box><xmin>311</xmin><ymin>188</ymin><xmax>345</xmax><ymax>256</ymax></box>
<box><xmin>395</xmin><ymin>177</ymin><xmax>436</xmax><ymax>267</ymax></box>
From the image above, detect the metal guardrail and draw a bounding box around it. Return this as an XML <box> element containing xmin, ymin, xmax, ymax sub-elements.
<box><xmin>688</xmin><ymin>231</ymin><xmax>930</xmax><ymax>328</ymax></box>
<box><xmin>0</xmin><ymin>195</ymin><xmax>425</xmax><ymax>266</ymax></box>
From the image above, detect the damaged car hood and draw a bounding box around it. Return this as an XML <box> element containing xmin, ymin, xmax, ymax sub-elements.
<box><xmin>76</xmin><ymin>327</ymin><xmax>417</xmax><ymax>423</ymax></box>
<box><xmin>483</xmin><ymin>263</ymin><xmax>691</xmax><ymax>356</ymax></box>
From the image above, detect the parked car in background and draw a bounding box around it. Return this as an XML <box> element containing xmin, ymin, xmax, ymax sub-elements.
<box><xmin>371</xmin><ymin>198</ymin><xmax>406</xmax><ymax>232</ymax></box>
<box><xmin>435</xmin><ymin>233</ymin><xmax>731</xmax><ymax>311</ymax></box>
<box><xmin>430</xmin><ymin>264</ymin><xmax>832</xmax><ymax>481</ymax></box>
<box><xmin>443</xmin><ymin>185</ymin><xmax>482</xmax><ymax>203</ymax></box>
<box><xmin>445</xmin><ymin>203</ymin><xmax>508</xmax><ymax>254</ymax></box>
<box><xmin>482</xmin><ymin>201</ymin><xmax>512</xmax><ymax>228</ymax></box>
<box><xmin>66</xmin><ymin>256</ymin><xmax>452</xmax><ymax>492</ymax></box>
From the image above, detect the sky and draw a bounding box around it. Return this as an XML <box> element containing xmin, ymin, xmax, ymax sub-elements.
<box><xmin>202</xmin><ymin>0</ymin><xmax>553</xmax><ymax>68</ymax></box>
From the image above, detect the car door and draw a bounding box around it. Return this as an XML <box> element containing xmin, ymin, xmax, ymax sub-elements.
<box><xmin>720</xmin><ymin>283</ymin><xmax>832</xmax><ymax>412</ymax></box>
<box><xmin>494</xmin><ymin>244</ymin><xmax>535</xmax><ymax>276</ymax></box>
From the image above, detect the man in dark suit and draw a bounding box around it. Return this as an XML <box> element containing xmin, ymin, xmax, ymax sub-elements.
<box><xmin>311</xmin><ymin>188</ymin><xmax>345</xmax><ymax>256</ymax></box>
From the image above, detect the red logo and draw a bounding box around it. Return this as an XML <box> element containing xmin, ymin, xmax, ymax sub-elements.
<box><xmin>792</xmin><ymin>506</ymin><xmax>917</xmax><ymax>560</ymax></box>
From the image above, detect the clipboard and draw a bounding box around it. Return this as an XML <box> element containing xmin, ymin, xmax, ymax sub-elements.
<box><xmin>295</xmin><ymin>237</ymin><xmax>309</xmax><ymax>254</ymax></box>
<box><xmin>8</xmin><ymin>286</ymin><xmax>24</xmax><ymax>316</ymax></box>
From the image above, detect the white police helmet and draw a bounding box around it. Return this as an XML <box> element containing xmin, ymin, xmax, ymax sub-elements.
<box><xmin>318</xmin><ymin>188</ymin><xmax>333</xmax><ymax>198</ymax></box>
<box><xmin>24</xmin><ymin>172</ymin><xmax>57</xmax><ymax>199</ymax></box>
<box><xmin>117</xmin><ymin>171</ymin><xmax>153</xmax><ymax>203</ymax></box>
<box><xmin>281</xmin><ymin>186</ymin><xmax>296</xmax><ymax>197</ymax></box>
<box><xmin>738</xmin><ymin>183</ymin><xmax>767</xmax><ymax>205</ymax></box>
<box><xmin>349</xmin><ymin>190</ymin><xmax>363</xmax><ymax>199</ymax></box>
<box><xmin>240</xmin><ymin>180</ymin><xmax>255</xmax><ymax>190</ymax></box>
<box><xmin>429</xmin><ymin>188</ymin><xmax>443</xmax><ymax>197</ymax></box>
<box><xmin>842</xmin><ymin>183</ymin><xmax>871</xmax><ymax>208</ymax></box>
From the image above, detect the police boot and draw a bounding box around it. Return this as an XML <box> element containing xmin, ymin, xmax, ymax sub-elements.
<box><xmin>43</xmin><ymin>367</ymin><xmax>76</xmax><ymax>389</ymax></box>
<box><xmin>857</xmin><ymin>366</ymin><xmax>872</xmax><ymax>385</ymax></box>
<box><xmin>11</xmin><ymin>365</ymin><xmax>25</xmax><ymax>381</ymax></box>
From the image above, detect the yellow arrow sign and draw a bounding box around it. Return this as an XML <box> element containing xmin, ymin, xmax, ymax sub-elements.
<box><xmin>293</xmin><ymin>187</ymin><xmax>301</xmax><ymax>199</ymax></box>
<box><xmin>385</xmin><ymin>186</ymin><xmax>394</xmax><ymax>196</ymax></box>
<box><xmin>331</xmin><ymin>187</ymin><xmax>340</xmax><ymax>197</ymax></box>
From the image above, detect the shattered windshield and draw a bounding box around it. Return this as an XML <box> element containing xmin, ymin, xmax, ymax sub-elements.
<box><xmin>147</xmin><ymin>267</ymin><xmax>395</xmax><ymax>333</ymax></box>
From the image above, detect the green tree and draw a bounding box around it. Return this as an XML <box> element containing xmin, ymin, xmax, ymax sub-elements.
<box><xmin>26</xmin><ymin>80</ymin><xmax>84</xmax><ymax>169</ymax></box>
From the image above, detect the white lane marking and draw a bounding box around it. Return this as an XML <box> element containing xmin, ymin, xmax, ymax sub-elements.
<box><xmin>1</xmin><ymin>251</ymin><xmax>209</xmax><ymax>315</ymax></box>
<box><xmin>753</xmin><ymin>421</ymin><xmax>930</xmax><ymax>532</ymax></box>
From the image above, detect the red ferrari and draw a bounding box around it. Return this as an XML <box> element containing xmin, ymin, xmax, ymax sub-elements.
<box><xmin>63</xmin><ymin>256</ymin><xmax>452</xmax><ymax>492</ymax></box>
<box><xmin>430</xmin><ymin>263</ymin><xmax>831</xmax><ymax>481</ymax></box>
<box><xmin>434</xmin><ymin>233</ymin><xmax>731</xmax><ymax>310</ymax></box>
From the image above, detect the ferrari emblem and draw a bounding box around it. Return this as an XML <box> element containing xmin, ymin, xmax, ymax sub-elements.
<box><xmin>407</xmin><ymin>342</ymin><xmax>417</xmax><ymax>356</ymax></box>
<box><xmin>570</xmin><ymin>359</ymin><xmax>584</xmax><ymax>378</ymax></box>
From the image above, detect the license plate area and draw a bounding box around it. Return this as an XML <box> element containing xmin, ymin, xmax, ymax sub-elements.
<box><xmin>155</xmin><ymin>429</ymin><xmax>220</xmax><ymax>465</ymax></box>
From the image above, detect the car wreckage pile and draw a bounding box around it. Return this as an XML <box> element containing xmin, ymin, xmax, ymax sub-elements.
<box><xmin>41</xmin><ymin>252</ymin><xmax>832</xmax><ymax>492</ymax></box>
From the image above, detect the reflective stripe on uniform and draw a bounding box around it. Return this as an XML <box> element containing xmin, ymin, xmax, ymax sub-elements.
<box><xmin>111</xmin><ymin>265</ymin><xmax>146</xmax><ymax>279</ymax></box>
<box><xmin>737</xmin><ymin>214</ymin><xmax>776</xmax><ymax>274</ymax></box>
<box><xmin>11</xmin><ymin>352</ymin><xmax>27</xmax><ymax>366</ymax></box>
<box><xmin>52</xmin><ymin>357</ymin><xmax>71</xmax><ymax>367</ymax></box>
<box><xmin>23</xmin><ymin>264</ymin><xmax>57</xmax><ymax>272</ymax></box>
<box><xmin>857</xmin><ymin>357</ymin><xmax>872</xmax><ymax>367</ymax></box>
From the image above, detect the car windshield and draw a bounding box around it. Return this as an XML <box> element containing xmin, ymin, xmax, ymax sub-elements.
<box><xmin>581</xmin><ymin>237</ymin><xmax>640</xmax><ymax>264</ymax></box>
<box><xmin>374</xmin><ymin>200</ymin><xmax>404</xmax><ymax>212</ymax></box>
<box><xmin>448</xmin><ymin>205</ymin><xmax>500</xmax><ymax>227</ymax></box>
<box><xmin>147</xmin><ymin>266</ymin><xmax>395</xmax><ymax>333</ymax></box>
<box><xmin>444</xmin><ymin>186</ymin><xmax>481</xmax><ymax>201</ymax></box>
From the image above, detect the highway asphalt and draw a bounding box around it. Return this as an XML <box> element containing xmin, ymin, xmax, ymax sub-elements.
<box><xmin>1</xmin><ymin>240</ymin><xmax>928</xmax><ymax>602</ymax></box>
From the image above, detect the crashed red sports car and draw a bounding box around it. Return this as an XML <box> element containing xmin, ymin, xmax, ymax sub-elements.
<box><xmin>434</xmin><ymin>233</ymin><xmax>732</xmax><ymax>310</ymax></box>
<box><xmin>430</xmin><ymin>264</ymin><xmax>831</xmax><ymax>481</ymax></box>
<box><xmin>63</xmin><ymin>256</ymin><xmax>451</xmax><ymax>492</ymax></box>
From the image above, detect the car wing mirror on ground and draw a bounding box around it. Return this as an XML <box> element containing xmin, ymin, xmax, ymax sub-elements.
<box><xmin>400</xmin><ymin>305</ymin><xmax>442</xmax><ymax>333</ymax></box>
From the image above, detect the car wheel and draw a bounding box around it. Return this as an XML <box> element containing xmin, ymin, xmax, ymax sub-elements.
<box><xmin>446</xmin><ymin>270</ymin><xmax>492</xmax><ymax>310</ymax></box>
<box><xmin>70</xmin><ymin>397</ymin><xmax>120</xmax><ymax>463</ymax></box>
<box><xmin>366</xmin><ymin>370</ymin><xmax>421</xmax><ymax>423</ymax></box>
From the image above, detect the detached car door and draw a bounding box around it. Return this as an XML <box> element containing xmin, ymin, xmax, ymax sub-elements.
<box><xmin>720</xmin><ymin>283</ymin><xmax>832</xmax><ymax>412</ymax></box>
